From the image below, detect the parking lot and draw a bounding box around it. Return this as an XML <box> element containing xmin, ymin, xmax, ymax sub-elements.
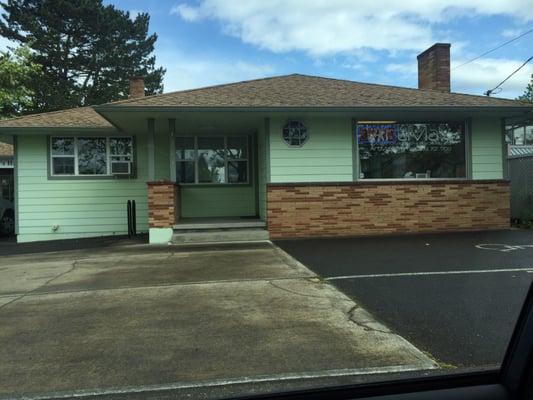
<box><xmin>276</xmin><ymin>229</ymin><xmax>533</xmax><ymax>368</ymax></box>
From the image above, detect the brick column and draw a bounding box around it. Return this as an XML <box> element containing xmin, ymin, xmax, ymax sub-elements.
<box><xmin>147</xmin><ymin>181</ymin><xmax>180</xmax><ymax>228</ymax></box>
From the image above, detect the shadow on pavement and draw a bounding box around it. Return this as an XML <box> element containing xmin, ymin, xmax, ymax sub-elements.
<box><xmin>0</xmin><ymin>233</ymin><xmax>148</xmax><ymax>257</ymax></box>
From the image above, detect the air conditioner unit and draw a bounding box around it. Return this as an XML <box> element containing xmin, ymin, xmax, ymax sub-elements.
<box><xmin>111</xmin><ymin>161</ymin><xmax>131</xmax><ymax>175</ymax></box>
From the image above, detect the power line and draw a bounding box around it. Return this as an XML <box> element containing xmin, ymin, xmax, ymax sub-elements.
<box><xmin>485</xmin><ymin>55</ymin><xmax>533</xmax><ymax>96</ymax></box>
<box><xmin>453</xmin><ymin>27</ymin><xmax>533</xmax><ymax>71</ymax></box>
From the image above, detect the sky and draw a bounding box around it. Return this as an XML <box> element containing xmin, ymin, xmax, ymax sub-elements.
<box><xmin>2</xmin><ymin>0</ymin><xmax>533</xmax><ymax>99</ymax></box>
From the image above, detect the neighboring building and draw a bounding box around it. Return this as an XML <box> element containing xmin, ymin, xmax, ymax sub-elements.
<box><xmin>507</xmin><ymin>127</ymin><xmax>533</xmax><ymax>221</ymax></box>
<box><xmin>0</xmin><ymin>43</ymin><xmax>532</xmax><ymax>244</ymax></box>
<box><xmin>0</xmin><ymin>142</ymin><xmax>14</xmax><ymax>202</ymax></box>
<box><xmin>508</xmin><ymin>149</ymin><xmax>533</xmax><ymax>221</ymax></box>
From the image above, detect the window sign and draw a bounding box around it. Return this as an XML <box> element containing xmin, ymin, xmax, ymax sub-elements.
<box><xmin>358</xmin><ymin>124</ymin><xmax>397</xmax><ymax>145</ymax></box>
<box><xmin>357</xmin><ymin>121</ymin><xmax>466</xmax><ymax>179</ymax></box>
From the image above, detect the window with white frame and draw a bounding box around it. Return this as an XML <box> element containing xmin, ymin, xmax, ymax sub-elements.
<box><xmin>175</xmin><ymin>136</ymin><xmax>249</xmax><ymax>184</ymax></box>
<box><xmin>506</xmin><ymin>124</ymin><xmax>533</xmax><ymax>146</ymax></box>
<box><xmin>50</xmin><ymin>137</ymin><xmax>134</xmax><ymax>177</ymax></box>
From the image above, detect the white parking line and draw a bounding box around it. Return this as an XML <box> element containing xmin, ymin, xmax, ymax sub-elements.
<box><xmin>325</xmin><ymin>267</ymin><xmax>533</xmax><ymax>281</ymax></box>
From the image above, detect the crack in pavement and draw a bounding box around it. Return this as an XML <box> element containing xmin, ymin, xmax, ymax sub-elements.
<box><xmin>0</xmin><ymin>260</ymin><xmax>79</xmax><ymax>311</ymax></box>
<box><xmin>0</xmin><ymin>275</ymin><xmax>318</xmax><ymax>299</ymax></box>
<box><xmin>346</xmin><ymin>305</ymin><xmax>391</xmax><ymax>335</ymax></box>
<box><xmin>267</xmin><ymin>279</ymin><xmax>352</xmax><ymax>302</ymax></box>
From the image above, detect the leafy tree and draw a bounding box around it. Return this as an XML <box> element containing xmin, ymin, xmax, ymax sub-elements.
<box><xmin>0</xmin><ymin>46</ymin><xmax>42</xmax><ymax>118</ymax></box>
<box><xmin>0</xmin><ymin>0</ymin><xmax>166</xmax><ymax>113</ymax></box>
<box><xmin>517</xmin><ymin>74</ymin><xmax>533</xmax><ymax>103</ymax></box>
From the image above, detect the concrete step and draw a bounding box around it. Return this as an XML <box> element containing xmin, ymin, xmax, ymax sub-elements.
<box><xmin>173</xmin><ymin>220</ymin><xmax>266</xmax><ymax>230</ymax></box>
<box><xmin>172</xmin><ymin>228</ymin><xmax>270</xmax><ymax>244</ymax></box>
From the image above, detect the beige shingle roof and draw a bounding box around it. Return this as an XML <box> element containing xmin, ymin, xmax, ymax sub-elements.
<box><xmin>105</xmin><ymin>74</ymin><xmax>530</xmax><ymax>108</ymax></box>
<box><xmin>1</xmin><ymin>74</ymin><xmax>531</xmax><ymax>129</ymax></box>
<box><xmin>0</xmin><ymin>106</ymin><xmax>112</xmax><ymax>129</ymax></box>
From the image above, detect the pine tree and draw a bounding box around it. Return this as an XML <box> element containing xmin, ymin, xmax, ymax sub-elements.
<box><xmin>0</xmin><ymin>0</ymin><xmax>166</xmax><ymax>113</ymax></box>
<box><xmin>518</xmin><ymin>74</ymin><xmax>533</xmax><ymax>103</ymax></box>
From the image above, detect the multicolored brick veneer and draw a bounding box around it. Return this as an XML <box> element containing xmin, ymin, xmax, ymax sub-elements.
<box><xmin>267</xmin><ymin>180</ymin><xmax>510</xmax><ymax>239</ymax></box>
<box><xmin>147</xmin><ymin>181</ymin><xmax>180</xmax><ymax>228</ymax></box>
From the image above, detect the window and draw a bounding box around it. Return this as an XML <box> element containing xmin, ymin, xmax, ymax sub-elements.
<box><xmin>513</xmin><ymin>126</ymin><xmax>525</xmax><ymax>145</ymax></box>
<box><xmin>357</xmin><ymin>121</ymin><xmax>466</xmax><ymax>179</ymax></box>
<box><xmin>175</xmin><ymin>137</ymin><xmax>195</xmax><ymax>183</ymax></box>
<box><xmin>175</xmin><ymin>136</ymin><xmax>249</xmax><ymax>184</ymax></box>
<box><xmin>110</xmin><ymin>138</ymin><xmax>133</xmax><ymax>174</ymax></box>
<box><xmin>198</xmin><ymin>137</ymin><xmax>225</xmax><ymax>183</ymax></box>
<box><xmin>282</xmin><ymin>120</ymin><xmax>308</xmax><ymax>147</ymax></box>
<box><xmin>526</xmin><ymin>126</ymin><xmax>533</xmax><ymax>145</ymax></box>
<box><xmin>506</xmin><ymin>124</ymin><xmax>533</xmax><ymax>146</ymax></box>
<box><xmin>77</xmin><ymin>138</ymin><xmax>107</xmax><ymax>175</ymax></box>
<box><xmin>50</xmin><ymin>137</ymin><xmax>134</xmax><ymax>177</ymax></box>
<box><xmin>51</xmin><ymin>137</ymin><xmax>75</xmax><ymax>175</ymax></box>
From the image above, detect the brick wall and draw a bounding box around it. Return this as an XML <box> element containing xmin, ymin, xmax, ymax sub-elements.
<box><xmin>147</xmin><ymin>181</ymin><xmax>180</xmax><ymax>228</ymax></box>
<box><xmin>267</xmin><ymin>180</ymin><xmax>510</xmax><ymax>239</ymax></box>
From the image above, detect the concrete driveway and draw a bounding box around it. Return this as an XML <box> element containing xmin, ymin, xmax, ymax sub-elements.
<box><xmin>0</xmin><ymin>242</ymin><xmax>435</xmax><ymax>399</ymax></box>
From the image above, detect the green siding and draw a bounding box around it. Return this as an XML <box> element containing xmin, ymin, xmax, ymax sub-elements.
<box><xmin>257</xmin><ymin>120</ymin><xmax>267</xmax><ymax>220</ymax></box>
<box><xmin>16</xmin><ymin>134</ymin><xmax>149</xmax><ymax>242</ymax></box>
<box><xmin>180</xmin><ymin>186</ymin><xmax>256</xmax><ymax>218</ymax></box>
<box><xmin>269</xmin><ymin>117</ymin><xmax>353</xmax><ymax>182</ymax></box>
<box><xmin>471</xmin><ymin>117</ymin><xmax>504</xmax><ymax>179</ymax></box>
<box><xmin>154</xmin><ymin>120</ymin><xmax>171</xmax><ymax>180</ymax></box>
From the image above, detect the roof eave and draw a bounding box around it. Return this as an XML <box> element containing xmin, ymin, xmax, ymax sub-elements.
<box><xmin>0</xmin><ymin>126</ymin><xmax>118</xmax><ymax>134</ymax></box>
<box><xmin>94</xmin><ymin>105</ymin><xmax>533</xmax><ymax>113</ymax></box>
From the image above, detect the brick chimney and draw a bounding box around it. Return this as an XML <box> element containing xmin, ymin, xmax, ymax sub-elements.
<box><xmin>129</xmin><ymin>76</ymin><xmax>145</xmax><ymax>98</ymax></box>
<box><xmin>417</xmin><ymin>43</ymin><xmax>451</xmax><ymax>92</ymax></box>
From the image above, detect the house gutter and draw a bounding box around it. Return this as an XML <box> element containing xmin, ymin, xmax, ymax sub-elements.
<box><xmin>0</xmin><ymin>126</ymin><xmax>118</xmax><ymax>134</ymax></box>
<box><xmin>93</xmin><ymin>105</ymin><xmax>533</xmax><ymax>114</ymax></box>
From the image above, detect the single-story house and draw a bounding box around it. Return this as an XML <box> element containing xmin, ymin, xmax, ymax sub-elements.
<box><xmin>1</xmin><ymin>43</ymin><xmax>532</xmax><ymax>244</ymax></box>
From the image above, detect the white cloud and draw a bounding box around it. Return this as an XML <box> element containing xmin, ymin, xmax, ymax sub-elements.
<box><xmin>385</xmin><ymin>63</ymin><xmax>416</xmax><ymax>74</ymax></box>
<box><xmin>170</xmin><ymin>4</ymin><xmax>202</xmax><ymax>21</ymax></box>
<box><xmin>452</xmin><ymin>58</ymin><xmax>533</xmax><ymax>98</ymax></box>
<box><xmin>156</xmin><ymin>47</ymin><xmax>275</xmax><ymax>91</ymax></box>
<box><xmin>385</xmin><ymin>57</ymin><xmax>533</xmax><ymax>98</ymax></box>
<box><xmin>170</xmin><ymin>0</ymin><xmax>533</xmax><ymax>56</ymax></box>
<box><xmin>501</xmin><ymin>28</ymin><xmax>524</xmax><ymax>38</ymax></box>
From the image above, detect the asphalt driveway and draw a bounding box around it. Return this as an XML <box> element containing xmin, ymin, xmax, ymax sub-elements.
<box><xmin>0</xmin><ymin>242</ymin><xmax>435</xmax><ymax>399</ymax></box>
<box><xmin>276</xmin><ymin>229</ymin><xmax>533</xmax><ymax>369</ymax></box>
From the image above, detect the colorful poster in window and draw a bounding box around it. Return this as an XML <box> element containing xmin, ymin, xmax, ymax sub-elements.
<box><xmin>357</xmin><ymin>124</ymin><xmax>397</xmax><ymax>144</ymax></box>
